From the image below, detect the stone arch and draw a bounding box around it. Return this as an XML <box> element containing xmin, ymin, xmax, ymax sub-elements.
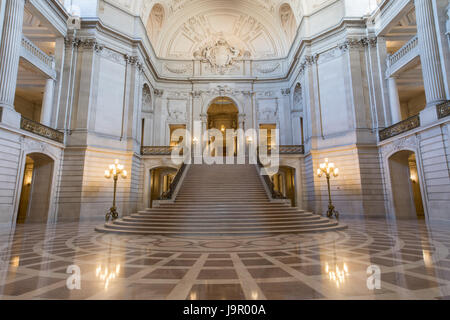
<box><xmin>148</xmin><ymin>165</ymin><xmax>179</xmax><ymax>208</ymax></box>
<box><xmin>387</xmin><ymin>150</ymin><xmax>426</xmax><ymax>220</ymax></box>
<box><xmin>204</xmin><ymin>95</ymin><xmax>244</xmax><ymax>115</ymax></box>
<box><xmin>16</xmin><ymin>152</ymin><xmax>55</xmax><ymax>224</ymax></box>
<box><xmin>146</xmin><ymin>3</ymin><xmax>165</xmax><ymax>46</ymax></box>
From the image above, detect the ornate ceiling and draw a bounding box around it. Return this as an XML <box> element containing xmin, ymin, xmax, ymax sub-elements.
<box><xmin>105</xmin><ymin>0</ymin><xmax>338</xmax><ymax>59</ymax></box>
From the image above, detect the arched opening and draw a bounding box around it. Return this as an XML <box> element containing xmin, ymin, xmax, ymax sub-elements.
<box><xmin>271</xmin><ymin>166</ymin><xmax>297</xmax><ymax>206</ymax></box>
<box><xmin>149</xmin><ymin>167</ymin><xmax>178</xmax><ymax>208</ymax></box>
<box><xmin>389</xmin><ymin>150</ymin><xmax>425</xmax><ymax>219</ymax></box>
<box><xmin>207</xmin><ymin>97</ymin><xmax>239</xmax><ymax>156</ymax></box>
<box><xmin>17</xmin><ymin>153</ymin><xmax>54</xmax><ymax>224</ymax></box>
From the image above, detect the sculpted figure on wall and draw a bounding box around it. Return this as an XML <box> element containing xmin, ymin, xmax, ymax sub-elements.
<box><xmin>280</xmin><ymin>3</ymin><xmax>296</xmax><ymax>43</ymax></box>
<box><xmin>146</xmin><ymin>4</ymin><xmax>165</xmax><ymax>45</ymax></box>
<box><xmin>195</xmin><ymin>38</ymin><xmax>243</xmax><ymax>74</ymax></box>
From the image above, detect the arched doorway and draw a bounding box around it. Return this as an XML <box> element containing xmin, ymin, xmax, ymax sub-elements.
<box><xmin>207</xmin><ymin>97</ymin><xmax>239</xmax><ymax>156</ymax></box>
<box><xmin>149</xmin><ymin>167</ymin><xmax>178</xmax><ymax>208</ymax></box>
<box><xmin>17</xmin><ymin>153</ymin><xmax>54</xmax><ymax>224</ymax></box>
<box><xmin>271</xmin><ymin>166</ymin><xmax>297</xmax><ymax>206</ymax></box>
<box><xmin>388</xmin><ymin>150</ymin><xmax>425</xmax><ymax>219</ymax></box>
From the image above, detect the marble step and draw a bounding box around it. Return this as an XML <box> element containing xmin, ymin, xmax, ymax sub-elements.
<box><xmin>96</xmin><ymin>163</ymin><xmax>346</xmax><ymax>236</ymax></box>
<box><xmin>96</xmin><ymin>221</ymin><xmax>346</xmax><ymax>236</ymax></box>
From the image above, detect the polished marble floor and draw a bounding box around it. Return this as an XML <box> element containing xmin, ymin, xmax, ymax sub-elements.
<box><xmin>1</xmin><ymin>217</ymin><xmax>450</xmax><ymax>300</ymax></box>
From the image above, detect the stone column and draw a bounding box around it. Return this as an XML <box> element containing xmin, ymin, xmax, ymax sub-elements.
<box><xmin>0</xmin><ymin>0</ymin><xmax>25</xmax><ymax>127</ymax></box>
<box><xmin>40</xmin><ymin>79</ymin><xmax>55</xmax><ymax>126</ymax></box>
<box><xmin>447</xmin><ymin>4</ymin><xmax>450</xmax><ymax>46</ymax></box>
<box><xmin>388</xmin><ymin>77</ymin><xmax>403</xmax><ymax>124</ymax></box>
<box><xmin>415</xmin><ymin>0</ymin><xmax>447</xmax><ymax>107</ymax></box>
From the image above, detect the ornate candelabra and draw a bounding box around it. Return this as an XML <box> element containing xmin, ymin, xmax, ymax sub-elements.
<box><xmin>317</xmin><ymin>158</ymin><xmax>340</xmax><ymax>219</ymax></box>
<box><xmin>104</xmin><ymin>159</ymin><xmax>127</xmax><ymax>222</ymax></box>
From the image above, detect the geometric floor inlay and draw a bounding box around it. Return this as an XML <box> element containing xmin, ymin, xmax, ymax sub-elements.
<box><xmin>1</xmin><ymin>217</ymin><xmax>450</xmax><ymax>300</ymax></box>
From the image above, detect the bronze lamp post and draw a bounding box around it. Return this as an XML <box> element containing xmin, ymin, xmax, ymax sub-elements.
<box><xmin>317</xmin><ymin>158</ymin><xmax>340</xmax><ymax>219</ymax></box>
<box><xmin>104</xmin><ymin>159</ymin><xmax>127</xmax><ymax>222</ymax></box>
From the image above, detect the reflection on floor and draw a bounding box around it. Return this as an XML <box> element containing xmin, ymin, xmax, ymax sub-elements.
<box><xmin>1</xmin><ymin>217</ymin><xmax>450</xmax><ymax>300</ymax></box>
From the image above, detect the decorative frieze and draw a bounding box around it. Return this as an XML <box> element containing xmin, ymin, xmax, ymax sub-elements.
<box><xmin>81</xmin><ymin>39</ymin><xmax>104</xmax><ymax>53</ymax></box>
<box><xmin>255</xmin><ymin>62</ymin><xmax>281</xmax><ymax>74</ymax></box>
<box><xmin>154</xmin><ymin>89</ymin><xmax>164</xmax><ymax>98</ymax></box>
<box><xmin>164</xmin><ymin>63</ymin><xmax>192</xmax><ymax>75</ymax></box>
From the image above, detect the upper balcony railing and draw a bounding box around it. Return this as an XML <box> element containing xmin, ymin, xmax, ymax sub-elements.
<box><xmin>379</xmin><ymin>115</ymin><xmax>421</xmax><ymax>141</ymax></box>
<box><xmin>386</xmin><ymin>35</ymin><xmax>419</xmax><ymax>77</ymax></box>
<box><xmin>20</xmin><ymin>117</ymin><xmax>64</xmax><ymax>144</ymax></box>
<box><xmin>141</xmin><ymin>145</ymin><xmax>305</xmax><ymax>156</ymax></box>
<box><xmin>20</xmin><ymin>35</ymin><xmax>56</xmax><ymax>79</ymax></box>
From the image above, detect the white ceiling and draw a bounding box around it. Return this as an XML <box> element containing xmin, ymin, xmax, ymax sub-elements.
<box><xmin>106</xmin><ymin>0</ymin><xmax>338</xmax><ymax>59</ymax></box>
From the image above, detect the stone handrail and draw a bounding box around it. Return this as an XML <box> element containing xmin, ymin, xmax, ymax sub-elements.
<box><xmin>256</xmin><ymin>157</ymin><xmax>287</xmax><ymax>200</ymax></box>
<box><xmin>159</xmin><ymin>163</ymin><xmax>187</xmax><ymax>200</ymax></box>
<box><xmin>387</xmin><ymin>35</ymin><xmax>418</xmax><ymax>68</ymax></box>
<box><xmin>20</xmin><ymin>117</ymin><xmax>64</xmax><ymax>144</ymax></box>
<box><xmin>21</xmin><ymin>35</ymin><xmax>55</xmax><ymax>69</ymax></box>
<box><xmin>379</xmin><ymin>115</ymin><xmax>421</xmax><ymax>141</ymax></box>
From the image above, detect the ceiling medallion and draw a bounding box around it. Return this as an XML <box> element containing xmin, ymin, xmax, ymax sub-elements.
<box><xmin>195</xmin><ymin>38</ymin><xmax>247</xmax><ymax>75</ymax></box>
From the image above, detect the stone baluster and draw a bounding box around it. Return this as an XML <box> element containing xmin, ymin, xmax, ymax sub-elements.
<box><xmin>0</xmin><ymin>0</ymin><xmax>25</xmax><ymax>127</ymax></box>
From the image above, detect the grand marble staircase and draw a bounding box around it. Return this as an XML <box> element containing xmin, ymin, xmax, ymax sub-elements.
<box><xmin>96</xmin><ymin>164</ymin><xmax>346</xmax><ymax>236</ymax></box>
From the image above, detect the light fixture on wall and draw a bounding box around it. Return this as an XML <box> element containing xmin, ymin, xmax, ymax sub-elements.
<box><xmin>104</xmin><ymin>159</ymin><xmax>127</xmax><ymax>221</ymax></box>
<box><xmin>410</xmin><ymin>173</ymin><xmax>417</xmax><ymax>184</ymax></box>
<box><xmin>317</xmin><ymin>158</ymin><xmax>340</xmax><ymax>219</ymax></box>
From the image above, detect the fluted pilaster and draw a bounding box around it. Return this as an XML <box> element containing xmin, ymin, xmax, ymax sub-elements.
<box><xmin>0</xmin><ymin>0</ymin><xmax>25</xmax><ymax>110</ymax></box>
<box><xmin>415</xmin><ymin>0</ymin><xmax>447</xmax><ymax>106</ymax></box>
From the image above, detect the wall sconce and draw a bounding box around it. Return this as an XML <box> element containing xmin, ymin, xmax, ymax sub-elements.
<box><xmin>192</xmin><ymin>136</ymin><xmax>199</xmax><ymax>144</ymax></box>
<box><xmin>317</xmin><ymin>158</ymin><xmax>340</xmax><ymax>219</ymax></box>
<box><xmin>410</xmin><ymin>174</ymin><xmax>417</xmax><ymax>184</ymax></box>
<box><xmin>246</xmin><ymin>136</ymin><xmax>254</xmax><ymax>144</ymax></box>
<box><xmin>104</xmin><ymin>159</ymin><xmax>127</xmax><ymax>221</ymax></box>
